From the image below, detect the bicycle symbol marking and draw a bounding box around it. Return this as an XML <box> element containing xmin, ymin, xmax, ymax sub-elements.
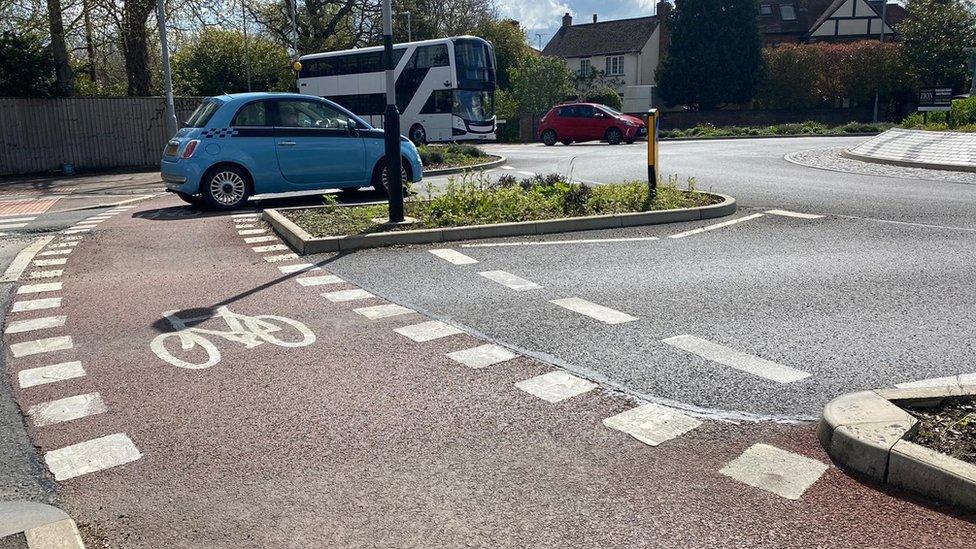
<box><xmin>150</xmin><ymin>306</ymin><xmax>316</xmax><ymax>369</ymax></box>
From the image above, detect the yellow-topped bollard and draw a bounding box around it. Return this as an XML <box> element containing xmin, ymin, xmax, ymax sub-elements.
<box><xmin>646</xmin><ymin>108</ymin><xmax>659</xmax><ymax>200</ymax></box>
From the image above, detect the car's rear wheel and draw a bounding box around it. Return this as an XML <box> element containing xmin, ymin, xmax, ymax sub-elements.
<box><xmin>372</xmin><ymin>160</ymin><xmax>410</xmax><ymax>198</ymax></box>
<box><xmin>541</xmin><ymin>129</ymin><xmax>557</xmax><ymax>146</ymax></box>
<box><xmin>606</xmin><ymin>127</ymin><xmax>623</xmax><ymax>145</ymax></box>
<box><xmin>201</xmin><ymin>166</ymin><xmax>251</xmax><ymax>210</ymax></box>
<box><xmin>409</xmin><ymin>124</ymin><xmax>427</xmax><ymax>145</ymax></box>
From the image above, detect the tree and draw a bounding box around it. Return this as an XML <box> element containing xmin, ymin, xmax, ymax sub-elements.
<box><xmin>899</xmin><ymin>0</ymin><xmax>976</xmax><ymax>91</ymax></box>
<box><xmin>0</xmin><ymin>30</ymin><xmax>55</xmax><ymax>96</ymax></box>
<box><xmin>655</xmin><ymin>0</ymin><xmax>764</xmax><ymax>109</ymax></box>
<box><xmin>46</xmin><ymin>0</ymin><xmax>74</xmax><ymax>94</ymax></box>
<box><xmin>250</xmin><ymin>0</ymin><xmax>379</xmax><ymax>53</ymax></box>
<box><xmin>172</xmin><ymin>28</ymin><xmax>293</xmax><ymax>95</ymax></box>
<box><xmin>509</xmin><ymin>54</ymin><xmax>571</xmax><ymax>114</ymax></box>
<box><xmin>115</xmin><ymin>0</ymin><xmax>156</xmax><ymax>95</ymax></box>
<box><xmin>571</xmin><ymin>67</ymin><xmax>622</xmax><ymax>101</ymax></box>
<box><xmin>473</xmin><ymin>18</ymin><xmax>529</xmax><ymax>90</ymax></box>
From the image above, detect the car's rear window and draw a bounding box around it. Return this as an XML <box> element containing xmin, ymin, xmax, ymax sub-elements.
<box><xmin>185</xmin><ymin>98</ymin><xmax>224</xmax><ymax>128</ymax></box>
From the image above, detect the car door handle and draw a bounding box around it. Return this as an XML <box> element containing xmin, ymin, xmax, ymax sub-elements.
<box><xmin>278</xmin><ymin>141</ymin><xmax>296</xmax><ymax>146</ymax></box>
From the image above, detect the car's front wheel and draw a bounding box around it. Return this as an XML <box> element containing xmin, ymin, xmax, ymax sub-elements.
<box><xmin>201</xmin><ymin>166</ymin><xmax>251</xmax><ymax>210</ymax></box>
<box><xmin>541</xmin><ymin>129</ymin><xmax>557</xmax><ymax>146</ymax></box>
<box><xmin>606</xmin><ymin>127</ymin><xmax>623</xmax><ymax>145</ymax></box>
<box><xmin>373</xmin><ymin>160</ymin><xmax>410</xmax><ymax>198</ymax></box>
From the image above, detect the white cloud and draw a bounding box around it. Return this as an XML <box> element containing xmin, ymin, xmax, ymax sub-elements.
<box><xmin>496</xmin><ymin>0</ymin><xmax>574</xmax><ymax>31</ymax></box>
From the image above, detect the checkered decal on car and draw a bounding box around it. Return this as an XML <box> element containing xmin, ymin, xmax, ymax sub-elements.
<box><xmin>200</xmin><ymin>128</ymin><xmax>238</xmax><ymax>139</ymax></box>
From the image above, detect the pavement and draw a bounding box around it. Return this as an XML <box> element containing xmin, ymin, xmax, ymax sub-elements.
<box><xmin>2</xmin><ymin>136</ymin><xmax>976</xmax><ymax>547</ymax></box>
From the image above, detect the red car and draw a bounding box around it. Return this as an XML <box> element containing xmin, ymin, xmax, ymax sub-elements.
<box><xmin>539</xmin><ymin>102</ymin><xmax>647</xmax><ymax>146</ymax></box>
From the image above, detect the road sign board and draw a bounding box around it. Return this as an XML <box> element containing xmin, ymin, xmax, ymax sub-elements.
<box><xmin>918</xmin><ymin>87</ymin><xmax>953</xmax><ymax>112</ymax></box>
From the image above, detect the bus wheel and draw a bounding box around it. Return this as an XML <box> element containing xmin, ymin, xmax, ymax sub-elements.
<box><xmin>409</xmin><ymin>124</ymin><xmax>427</xmax><ymax>145</ymax></box>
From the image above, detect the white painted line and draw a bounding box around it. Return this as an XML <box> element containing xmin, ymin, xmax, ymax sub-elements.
<box><xmin>662</xmin><ymin>335</ymin><xmax>810</xmax><ymax>383</ymax></box>
<box><xmin>5</xmin><ymin>315</ymin><xmax>67</xmax><ymax>334</ymax></box>
<box><xmin>549</xmin><ymin>297</ymin><xmax>638</xmax><ymax>324</ymax></box>
<box><xmin>1</xmin><ymin>236</ymin><xmax>56</xmax><ymax>283</ymax></box>
<box><xmin>765</xmin><ymin>209</ymin><xmax>824</xmax><ymax>220</ymax></box>
<box><xmin>86</xmin><ymin>216</ymin><xmax>111</xmax><ymax>221</ymax></box>
<box><xmin>61</xmin><ymin>229</ymin><xmax>90</xmax><ymax>234</ymax></box>
<box><xmin>235</xmin><ymin>224</ymin><xmax>256</xmax><ymax>230</ymax></box>
<box><xmin>354</xmin><ymin>303</ymin><xmax>415</xmax><ymax>319</ymax></box>
<box><xmin>446</xmin><ymin>344</ymin><xmax>518</xmax><ymax>369</ymax></box>
<box><xmin>0</xmin><ymin>217</ymin><xmax>35</xmax><ymax>223</ymax></box>
<box><xmin>279</xmin><ymin>263</ymin><xmax>320</xmax><ymax>274</ymax></box>
<box><xmin>17</xmin><ymin>282</ymin><xmax>63</xmax><ymax>294</ymax></box>
<box><xmin>238</xmin><ymin>229</ymin><xmax>266</xmax><ymax>235</ymax></box>
<box><xmin>10</xmin><ymin>336</ymin><xmax>73</xmax><ymax>358</ymax></box>
<box><xmin>0</xmin><ymin>223</ymin><xmax>28</xmax><ymax>229</ymax></box>
<box><xmin>394</xmin><ymin>320</ymin><xmax>463</xmax><ymax>342</ymax></box>
<box><xmin>34</xmin><ymin>258</ymin><xmax>67</xmax><ymax>267</ymax></box>
<box><xmin>232</xmin><ymin>213</ymin><xmax>260</xmax><ymax>218</ymax></box>
<box><xmin>462</xmin><ymin>236</ymin><xmax>660</xmax><ymax>248</ymax></box>
<box><xmin>323</xmin><ymin>288</ymin><xmax>374</xmax><ymax>302</ymax></box>
<box><xmin>500</xmin><ymin>165</ymin><xmax>514</xmax><ymax>170</ymax></box>
<box><xmin>668</xmin><ymin>213</ymin><xmax>765</xmax><ymax>239</ymax></box>
<box><xmin>0</xmin><ymin>232</ymin><xmax>7</xmax><ymax>237</ymax></box>
<box><xmin>29</xmin><ymin>393</ymin><xmax>107</xmax><ymax>427</ymax></box>
<box><xmin>478</xmin><ymin>270</ymin><xmax>541</xmax><ymax>291</ymax></box>
<box><xmin>110</xmin><ymin>205</ymin><xmax>137</xmax><ymax>209</ymax></box>
<box><xmin>48</xmin><ymin>241</ymin><xmax>78</xmax><ymax>248</ymax></box>
<box><xmin>263</xmin><ymin>253</ymin><xmax>299</xmax><ymax>263</ymax></box>
<box><xmin>515</xmin><ymin>371</ymin><xmax>596</xmax><ymax>403</ymax></box>
<box><xmin>429</xmin><ymin>248</ymin><xmax>479</xmax><ymax>265</ymax></box>
<box><xmin>18</xmin><ymin>361</ymin><xmax>86</xmax><ymax>388</ymax></box>
<box><xmin>72</xmin><ymin>223</ymin><xmax>97</xmax><ymax>228</ymax></box>
<box><xmin>244</xmin><ymin>235</ymin><xmax>277</xmax><ymax>244</ymax></box>
<box><xmin>44</xmin><ymin>433</ymin><xmax>142</xmax><ymax>481</ymax></box>
<box><xmin>252</xmin><ymin>244</ymin><xmax>289</xmax><ymax>253</ymax></box>
<box><xmin>79</xmin><ymin>218</ymin><xmax>105</xmax><ymax>224</ymax></box>
<box><xmin>11</xmin><ymin>297</ymin><xmax>61</xmax><ymax>312</ymax></box>
<box><xmin>38</xmin><ymin>248</ymin><xmax>72</xmax><ymax>256</ymax></box>
<box><xmin>59</xmin><ymin>236</ymin><xmax>83</xmax><ymax>241</ymax></box>
<box><xmin>720</xmin><ymin>443</ymin><xmax>828</xmax><ymax>500</ymax></box>
<box><xmin>603</xmin><ymin>403</ymin><xmax>702</xmax><ymax>446</ymax></box>
<box><xmin>296</xmin><ymin>274</ymin><xmax>344</xmax><ymax>286</ymax></box>
<box><xmin>29</xmin><ymin>270</ymin><xmax>63</xmax><ymax>279</ymax></box>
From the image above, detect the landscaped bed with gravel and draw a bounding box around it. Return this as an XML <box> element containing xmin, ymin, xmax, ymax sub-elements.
<box><xmin>901</xmin><ymin>397</ymin><xmax>976</xmax><ymax>465</ymax></box>
<box><xmin>283</xmin><ymin>174</ymin><xmax>719</xmax><ymax>238</ymax></box>
<box><xmin>417</xmin><ymin>143</ymin><xmax>499</xmax><ymax>170</ymax></box>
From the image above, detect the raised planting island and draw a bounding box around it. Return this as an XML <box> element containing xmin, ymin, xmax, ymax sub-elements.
<box><xmin>418</xmin><ymin>144</ymin><xmax>504</xmax><ymax>174</ymax></box>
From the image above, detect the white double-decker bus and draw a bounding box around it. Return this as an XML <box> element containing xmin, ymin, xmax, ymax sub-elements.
<box><xmin>297</xmin><ymin>36</ymin><xmax>496</xmax><ymax>144</ymax></box>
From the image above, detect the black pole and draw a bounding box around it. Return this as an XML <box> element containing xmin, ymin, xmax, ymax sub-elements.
<box><xmin>382</xmin><ymin>0</ymin><xmax>404</xmax><ymax>222</ymax></box>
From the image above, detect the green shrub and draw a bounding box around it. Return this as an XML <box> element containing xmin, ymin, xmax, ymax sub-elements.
<box><xmin>951</xmin><ymin>96</ymin><xmax>976</xmax><ymax>126</ymax></box>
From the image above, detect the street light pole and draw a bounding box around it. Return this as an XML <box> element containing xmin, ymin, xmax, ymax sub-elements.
<box><xmin>872</xmin><ymin>0</ymin><xmax>889</xmax><ymax>123</ymax></box>
<box><xmin>156</xmin><ymin>0</ymin><xmax>177</xmax><ymax>137</ymax></box>
<box><xmin>405</xmin><ymin>12</ymin><xmax>412</xmax><ymax>42</ymax></box>
<box><xmin>383</xmin><ymin>0</ymin><xmax>404</xmax><ymax>222</ymax></box>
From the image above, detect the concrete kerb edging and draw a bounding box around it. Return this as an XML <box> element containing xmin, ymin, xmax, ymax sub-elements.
<box><xmin>422</xmin><ymin>155</ymin><xmax>506</xmax><ymax>177</ymax></box>
<box><xmin>263</xmin><ymin>192</ymin><xmax>736</xmax><ymax>254</ymax></box>
<box><xmin>818</xmin><ymin>385</ymin><xmax>976</xmax><ymax>512</ymax></box>
<box><xmin>0</xmin><ymin>501</ymin><xmax>86</xmax><ymax>548</ymax></box>
<box><xmin>840</xmin><ymin>148</ymin><xmax>976</xmax><ymax>174</ymax></box>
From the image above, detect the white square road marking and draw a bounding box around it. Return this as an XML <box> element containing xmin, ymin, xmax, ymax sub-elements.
<box><xmin>550</xmin><ymin>297</ymin><xmax>638</xmax><ymax>324</ymax></box>
<box><xmin>29</xmin><ymin>392</ymin><xmax>107</xmax><ymax>427</ymax></box>
<box><xmin>34</xmin><ymin>258</ymin><xmax>67</xmax><ymax>267</ymax></box>
<box><xmin>44</xmin><ymin>433</ymin><xmax>143</xmax><ymax>481</ymax></box>
<box><xmin>19</xmin><ymin>361</ymin><xmax>86</xmax><ymax>388</ymax></box>
<box><xmin>252</xmin><ymin>244</ymin><xmax>289</xmax><ymax>253</ymax></box>
<box><xmin>10</xmin><ymin>336</ymin><xmax>73</xmax><ymax>358</ymax></box>
<box><xmin>516</xmin><ymin>371</ymin><xmax>596</xmax><ymax>402</ymax></box>
<box><xmin>279</xmin><ymin>264</ymin><xmax>320</xmax><ymax>274</ymax></box>
<box><xmin>354</xmin><ymin>303</ymin><xmax>415</xmax><ymax>319</ymax></box>
<box><xmin>17</xmin><ymin>282</ymin><xmax>62</xmax><ymax>294</ymax></box>
<box><xmin>297</xmin><ymin>275</ymin><xmax>344</xmax><ymax>286</ymax></box>
<box><xmin>395</xmin><ymin>320</ymin><xmax>463</xmax><ymax>342</ymax></box>
<box><xmin>238</xmin><ymin>229</ymin><xmax>266</xmax><ymax>235</ymax></box>
<box><xmin>263</xmin><ymin>253</ymin><xmax>299</xmax><ymax>262</ymax></box>
<box><xmin>5</xmin><ymin>315</ymin><xmax>67</xmax><ymax>334</ymax></box>
<box><xmin>244</xmin><ymin>235</ymin><xmax>277</xmax><ymax>244</ymax></box>
<box><xmin>429</xmin><ymin>248</ymin><xmax>479</xmax><ymax>265</ymax></box>
<box><xmin>323</xmin><ymin>289</ymin><xmax>374</xmax><ymax>302</ymax></box>
<box><xmin>38</xmin><ymin>248</ymin><xmax>72</xmax><ymax>256</ymax></box>
<box><xmin>232</xmin><ymin>213</ymin><xmax>260</xmax><ymax>218</ymax></box>
<box><xmin>61</xmin><ymin>229</ymin><xmax>90</xmax><ymax>234</ymax></box>
<box><xmin>765</xmin><ymin>209</ymin><xmax>824</xmax><ymax>220</ymax></box>
<box><xmin>662</xmin><ymin>335</ymin><xmax>811</xmax><ymax>384</ymax></box>
<box><xmin>603</xmin><ymin>403</ymin><xmax>702</xmax><ymax>447</ymax></box>
<box><xmin>447</xmin><ymin>344</ymin><xmax>518</xmax><ymax>369</ymax></box>
<box><xmin>29</xmin><ymin>270</ymin><xmax>63</xmax><ymax>279</ymax></box>
<box><xmin>478</xmin><ymin>270</ymin><xmax>541</xmax><ymax>291</ymax></box>
<box><xmin>720</xmin><ymin>443</ymin><xmax>829</xmax><ymax>500</ymax></box>
<box><xmin>11</xmin><ymin>297</ymin><xmax>62</xmax><ymax>312</ymax></box>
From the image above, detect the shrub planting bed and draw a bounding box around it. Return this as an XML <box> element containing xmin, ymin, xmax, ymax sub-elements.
<box><xmin>417</xmin><ymin>144</ymin><xmax>498</xmax><ymax>170</ymax></box>
<box><xmin>659</xmin><ymin>121</ymin><xmax>893</xmax><ymax>139</ymax></box>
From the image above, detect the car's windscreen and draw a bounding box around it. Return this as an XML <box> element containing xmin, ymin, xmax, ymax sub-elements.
<box><xmin>185</xmin><ymin>99</ymin><xmax>224</xmax><ymax>128</ymax></box>
<box><xmin>600</xmin><ymin>105</ymin><xmax>624</xmax><ymax>117</ymax></box>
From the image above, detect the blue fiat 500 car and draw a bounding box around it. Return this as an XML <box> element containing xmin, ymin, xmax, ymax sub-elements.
<box><xmin>160</xmin><ymin>92</ymin><xmax>423</xmax><ymax>210</ymax></box>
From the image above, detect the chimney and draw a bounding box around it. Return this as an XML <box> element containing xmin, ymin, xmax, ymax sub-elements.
<box><xmin>562</xmin><ymin>12</ymin><xmax>572</xmax><ymax>27</ymax></box>
<box><xmin>657</xmin><ymin>1</ymin><xmax>672</xmax><ymax>63</ymax></box>
<box><xmin>593</xmin><ymin>14</ymin><xmax>598</xmax><ymax>23</ymax></box>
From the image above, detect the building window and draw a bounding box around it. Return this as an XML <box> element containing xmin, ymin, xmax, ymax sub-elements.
<box><xmin>760</xmin><ymin>3</ymin><xmax>772</xmax><ymax>14</ymax></box>
<box><xmin>605</xmin><ymin>55</ymin><xmax>624</xmax><ymax>76</ymax></box>
<box><xmin>579</xmin><ymin>58</ymin><xmax>591</xmax><ymax>75</ymax></box>
<box><xmin>780</xmin><ymin>3</ymin><xmax>796</xmax><ymax>20</ymax></box>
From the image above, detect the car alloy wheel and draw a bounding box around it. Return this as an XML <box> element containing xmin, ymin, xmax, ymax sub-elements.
<box><xmin>542</xmin><ymin>129</ymin><xmax>557</xmax><ymax>146</ymax></box>
<box><xmin>381</xmin><ymin>163</ymin><xmax>409</xmax><ymax>194</ymax></box>
<box><xmin>606</xmin><ymin>128</ymin><xmax>622</xmax><ymax>145</ymax></box>
<box><xmin>209</xmin><ymin>170</ymin><xmax>247</xmax><ymax>206</ymax></box>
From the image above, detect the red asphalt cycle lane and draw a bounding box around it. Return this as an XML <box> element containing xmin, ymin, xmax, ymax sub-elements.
<box><xmin>4</xmin><ymin>196</ymin><xmax>974</xmax><ymax>548</ymax></box>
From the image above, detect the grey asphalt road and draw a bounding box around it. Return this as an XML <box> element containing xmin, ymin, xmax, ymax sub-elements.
<box><xmin>313</xmin><ymin>136</ymin><xmax>976</xmax><ymax>419</ymax></box>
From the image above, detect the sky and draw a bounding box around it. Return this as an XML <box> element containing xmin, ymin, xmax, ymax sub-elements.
<box><xmin>496</xmin><ymin>0</ymin><xmax>663</xmax><ymax>49</ymax></box>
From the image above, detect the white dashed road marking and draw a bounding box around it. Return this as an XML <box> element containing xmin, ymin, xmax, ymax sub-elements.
<box><xmin>296</xmin><ymin>275</ymin><xmax>344</xmax><ymax>286</ymax></box>
<box><xmin>500</xmin><ymin>166</ymin><xmax>514</xmax><ymax>170</ymax></box>
<box><xmin>238</xmin><ymin>229</ymin><xmax>266</xmax><ymax>235</ymax></box>
<box><xmin>244</xmin><ymin>235</ymin><xmax>277</xmax><ymax>244</ymax></box>
<box><xmin>668</xmin><ymin>213</ymin><xmax>765</xmax><ymax>239</ymax></box>
<box><xmin>720</xmin><ymin>443</ymin><xmax>828</xmax><ymax>500</ymax></box>
<box><xmin>62</xmin><ymin>228</ymin><xmax>90</xmax><ymax>234</ymax></box>
<box><xmin>34</xmin><ymin>258</ymin><xmax>67</xmax><ymax>267</ymax></box>
<box><xmin>662</xmin><ymin>335</ymin><xmax>811</xmax><ymax>383</ymax></box>
<box><xmin>252</xmin><ymin>244</ymin><xmax>289</xmax><ymax>253</ymax></box>
<box><xmin>478</xmin><ymin>270</ymin><xmax>541</xmax><ymax>291</ymax></box>
<box><xmin>515</xmin><ymin>371</ymin><xmax>597</xmax><ymax>403</ymax></box>
<box><xmin>446</xmin><ymin>344</ymin><xmax>518</xmax><ymax>369</ymax></box>
<box><xmin>263</xmin><ymin>253</ymin><xmax>299</xmax><ymax>262</ymax></box>
<box><xmin>17</xmin><ymin>282</ymin><xmax>63</xmax><ymax>294</ymax></box>
<box><xmin>232</xmin><ymin>213</ymin><xmax>260</xmax><ymax>218</ymax></box>
<box><xmin>765</xmin><ymin>209</ymin><xmax>824</xmax><ymax>220</ymax></box>
<box><xmin>19</xmin><ymin>361</ymin><xmax>86</xmax><ymax>388</ymax></box>
<box><xmin>4</xmin><ymin>315</ymin><xmax>67</xmax><ymax>334</ymax></box>
<box><xmin>463</xmin><ymin>236</ymin><xmax>660</xmax><ymax>248</ymax></box>
<box><xmin>549</xmin><ymin>297</ymin><xmax>638</xmax><ymax>324</ymax></box>
<box><xmin>49</xmin><ymin>241</ymin><xmax>78</xmax><ymax>248</ymax></box>
<box><xmin>11</xmin><ymin>297</ymin><xmax>62</xmax><ymax>312</ymax></box>
<box><xmin>10</xmin><ymin>336</ymin><xmax>73</xmax><ymax>358</ymax></box>
<box><xmin>44</xmin><ymin>433</ymin><xmax>143</xmax><ymax>481</ymax></box>
<box><xmin>0</xmin><ymin>217</ymin><xmax>36</xmax><ymax>223</ymax></box>
<box><xmin>59</xmin><ymin>236</ymin><xmax>83</xmax><ymax>242</ymax></box>
<box><xmin>29</xmin><ymin>392</ymin><xmax>108</xmax><ymax>427</ymax></box>
<box><xmin>429</xmin><ymin>248</ymin><xmax>479</xmax><ymax>265</ymax></box>
<box><xmin>279</xmin><ymin>264</ymin><xmax>321</xmax><ymax>274</ymax></box>
<box><xmin>603</xmin><ymin>403</ymin><xmax>702</xmax><ymax>447</ymax></box>
<box><xmin>354</xmin><ymin>303</ymin><xmax>415</xmax><ymax>319</ymax></box>
<box><xmin>29</xmin><ymin>270</ymin><xmax>63</xmax><ymax>279</ymax></box>
<box><xmin>38</xmin><ymin>248</ymin><xmax>72</xmax><ymax>256</ymax></box>
<box><xmin>323</xmin><ymin>289</ymin><xmax>375</xmax><ymax>302</ymax></box>
<box><xmin>395</xmin><ymin>320</ymin><xmax>464</xmax><ymax>342</ymax></box>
